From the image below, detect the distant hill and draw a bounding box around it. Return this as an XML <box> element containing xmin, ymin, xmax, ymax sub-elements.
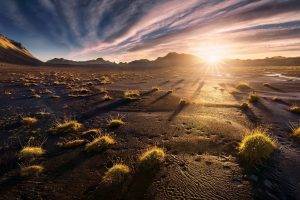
<box><xmin>0</xmin><ymin>34</ymin><xmax>41</xmax><ymax>65</ymax></box>
<box><xmin>227</xmin><ymin>57</ymin><xmax>300</xmax><ymax>66</ymax></box>
<box><xmin>46</xmin><ymin>52</ymin><xmax>201</xmax><ymax>68</ymax></box>
<box><xmin>46</xmin><ymin>57</ymin><xmax>117</xmax><ymax>67</ymax></box>
<box><xmin>1</xmin><ymin>33</ymin><xmax>300</xmax><ymax>67</ymax></box>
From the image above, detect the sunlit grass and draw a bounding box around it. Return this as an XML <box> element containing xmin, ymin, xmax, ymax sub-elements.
<box><xmin>108</xmin><ymin>116</ymin><xmax>125</xmax><ymax>128</ymax></box>
<box><xmin>85</xmin><ymin>135</ymin><xmax>116</xmax><ymax>153</ymax></box>
<box><xmin>236</xmin><ymin>83</ymin><xmax>251</xmax><ymax>90</ymax></box>
<box><xmin>102</xmin><ymin>163</ymin><xmax>130</xmax><ymax>184</ymax></box>
<box><xmin>139</xmin><ymin>147</ymin><xmax>165</xmax><ymax>170</ymax></box>
<box><xmin>20</xmin><ymin>165</ymin><xmax>44</xmax><ymax>177</ymax></box>
<box><xmin>289</xmin><ymin>106</ymin><xmax>300</xmax><ymax>114</ymax></box>
<box><xmin>248</xmin><ymin>93</ymin><xmax>259</xmax><ymax>103</ymax></box>
<box><xmin>239</xmin><ymin>129</ymin><xmax>277</xmax><ymax>166</ymax></box>
<box><xmin>51</xmin><ymin>120</ymin><xmax>83</xmax><ymax>134</ymax></box>
<box><xmin>123</xmin><ymin>90</ymin><xmax>140</xmax><ymax>100</ymax></box>
<box><xmin>19</xmin><ymin>146</ymin><xmax>45</xmax><ymax>158</ymax></box>
<box><xmin>22</xmin><ymin>116</ymin><xmax>38</xmax><ymax>126</ymax></box>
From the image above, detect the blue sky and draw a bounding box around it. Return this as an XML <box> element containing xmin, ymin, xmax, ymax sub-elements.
<box><xmin>0</xmin><ymin>0</ymin><xmax>300</xmax><ymax>61</ymax></box>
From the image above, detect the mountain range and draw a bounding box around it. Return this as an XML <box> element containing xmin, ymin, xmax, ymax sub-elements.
<box><xmin>1</xmin><ymin>34</ymin><xmax>300</xmax><ymax>67</ymax></box>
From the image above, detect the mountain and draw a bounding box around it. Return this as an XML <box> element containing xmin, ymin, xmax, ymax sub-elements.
<box><xmin>0</xmin><ymin>34</ymin><xmax>41</xmax><ymax>65</ymax></box>
<box><xmin>227</xmin><ymin>57</ymin><xmax>300</xmax><ymax>66</ymax></box>
<box><xmin>46</xmin><ymin>57</ymin><xmax>116</xmax><ymax>67</ymax></box>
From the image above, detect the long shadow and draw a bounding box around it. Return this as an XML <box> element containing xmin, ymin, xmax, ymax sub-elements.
<box><xmin>191</xmin><ymin>81</ymin><xmax>204</xmax><ymax>99</ymax></box>
<box><xmin>168</xmin><ymin>102</ymin><xmax>189</xmax><ymax>121</ymax></box>
<box><xmin>148</xmin><ymin>90</ymin><xmax>173</xmax><ymax>105</ymax></box>
<box><xmin>191</xmin><ymin>78</ymin><xmax>200</xmax><ymax>86</ymax></box>
<box><xmin>170</xmin><ymin>79</ymin><xmax>184</xmax><ymax>87</ymax></box>
<box><xmin>158</xmin><ymin>80</ymin><xmax>170</xmax><ymax>86</ymax></box>
<box><xmin>264</xmin><ymin>84</ymin><xmax>285</xmax><ymax>93</ymax></box>
<box><xmin>62</xmin><ymin>93</ymin><xmax>101</xmax><ymax>102</ymax></box>
<box><xmin>78</xmin><ymin>89</ymin><xmax>157</xmax><ymax>121</ymax></box>
<box><xmin>241</xmin><ymin>108</ymin><xmax>260</xmax><ymax>124</ymax></box>
<box><xmin>50</xmin><ymin>150</ymin><xmax>95</xmax><ymax>178</ymax></box>
<box><xmin>77</xmin><ymin>98</ymin><xmax>134</xmax><ymax>121</ymax></box>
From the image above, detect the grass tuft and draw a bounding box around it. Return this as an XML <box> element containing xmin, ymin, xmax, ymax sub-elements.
<box><xmin>22</xmin><ymin>117</ymin><xmax>38</xmax><ymax>126</ymax></box>
<box><xmin>60</xmin><ymin>139</ymin><xmax>86</xmax><ymax>149</ymax></box>
<box><xmin>291</xmin><ymin>127</ymin><xmax>300</xmax><ymax>138</ymax></box>
<box><xmin>123</xmin><ymin>90</ymin><xmax>140</xmax><ymax>100</ymax></box>
<box><xmin>236</xmin><ymin>83</ymin><xmax>251</xmax><ymax>90</ymax></box>
<box><xmin>102</xmin><ymin>163</ymin><xmax>130</xmax><ymax>184</ymax></box>
<box><xmin>248</xmin><ymin>93</ymin><xmax>259</xmax><ymax>103</ymax></box>
<box><xmin>108</xmin><ymin>117</ymin><xmax>125</xmax><ymax>128</ymax></box>
<box><xmin>240</xmin><ymin>102</ymin><xmax>249</xmax><ymax>110</ymax></box>
<box><xmin>239</xmin><ymin>129</ymin><xmax>277</xmax><ymax>166</ymax></box>
<box><xmin>85</xmin><ymin>135</ymin><xmax>116</xmax><ymax>153</ymax></box>
<box><xmin>51</xmin><ymin>120</ymin><xmax>83</xmax><ymax>134</ymax></box>
<box><xmin>20</xmin><ymin>165</ymin><xmax>44</xmax><ymax>177</ymax></box>
<box><xmin>139</xmin><ymin>147</ymin><xmax>165</xmax><ymax>170</ymax></box>
<box><xmin>289</xmin><ymin>106</ymin><xmax>300</xmax><ymax>114</ymax></box>
<box><xmin>19</xmin><ymin>146</ymin><xmax>45</xmax><ymax>158</ymax></box>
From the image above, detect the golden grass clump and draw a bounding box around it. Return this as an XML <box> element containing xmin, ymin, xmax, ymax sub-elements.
<box><xmin>102</xmin><ymin>164</ymin><xmax>130</xmax><ymax>184</ymax></box>
<box><xmin>236</xmin><ymin>83</ymin><xmax>251</xmax><ymax>90</ymax></box>
<box><xmin>102</xmin><ymin>94</ymin><xmax>113</xmax><ymax>101</ymax></box>
<box><xmin>19</xmin><ymin>146</ymin><xmax>45</xmax><ymax>158</ymax></box>
<box><xmin>20</xmin><ymin>165</ymin><xmax>44</xmax><ymax>177</ymax></box>
<box><xmin>289</xmin><ymin>106</ymin><xmax>300</xmax><ymax>114</ymax></box>
<box><xmin>292</xmin><ymin>127</ymin><xmax>300</xmax><ymax>138</ymax></box>
<box><xmin>248</xmin><ymin>93</ymin><xmax>259</xmax><ymax>103</ymax></box>
<box><xmin>22</xmin><ymin>117</ymin><xmax>38</xmax><ymax>126</ymax></box>
<box><xmin>108</xmin><ymin>117</ymin><xmax>125</xmax><ymax>128</ymax></box>
<box><xmin>139</xmin><ymin>147</ymin><xmax>165</xmax><ymax>170</ymax></box>
<box><xmin>85</xmin><ymin>135</ymin><xmax>116</xmax><ymax>153</ymax></box>
<box><xmin>240</xmin><ymin>102</ymin><xmax>249</xmax><ymax>110</ymax></box>
<box><xmin>239</xmin><ymin>129</ymin><xmax>277</xmax><ymax>165</ymax></box>
<box><xmin>51</xmin><ymin>120</ymin><xmax>83</xmax><ymax>134</ymax></box>
<box><xmin>123</xmin><ymin>90</ymin><xmax>140</xmax><ymax>100</ymax></box>
<box><xmin>82</xmin><ymin>128</ymin><xmax>100</xmax><ymax>136</ymax></box>
<box><xmin>60</xmin><ymin>139</ymin><xmax>86</xmax><ymax>149</ymax></box>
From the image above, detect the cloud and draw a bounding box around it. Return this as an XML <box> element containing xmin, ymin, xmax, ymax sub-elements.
<box><xmin>0</xmin><ymin>0</ymin><xmax>299</xmax><ymax>61</ymax></box>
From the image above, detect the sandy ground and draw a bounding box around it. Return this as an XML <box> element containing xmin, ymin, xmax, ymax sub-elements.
<box><xmin>0</xmin><ymin>64</ymin><xmax>299</xmax><ymax>199</ymax></box>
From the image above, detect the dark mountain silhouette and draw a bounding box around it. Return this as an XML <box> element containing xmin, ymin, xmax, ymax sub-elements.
<box><xmin>0</xmin><ymin>34</ymin><xmax>41</xmax><ymax>65</ymax></box>
<box><xmin>1</xmin><ymin>34</ymin><xmax>300</xmax><ymax>67</ymax></box>
<box><xmin>46</xmin><ymin>57</ymin><xmax>117</xmax><ymax>66</ymax></box>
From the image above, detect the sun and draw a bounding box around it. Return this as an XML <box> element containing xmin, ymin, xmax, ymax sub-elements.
<box><xmin>206</xmin><ymin>55</ymin><xmax>221</xmax><ymax>65</ymax></box>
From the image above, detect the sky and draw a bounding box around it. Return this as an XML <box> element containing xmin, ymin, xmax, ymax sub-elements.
<box><xmin>0</xmin><ymin>0</ymin><xmax>300</xmax><ymax>62</ymax></box>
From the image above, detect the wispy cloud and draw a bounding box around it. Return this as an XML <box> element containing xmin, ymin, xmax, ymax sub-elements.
<box><xmin>0</xmin><ymin>0</ymin><xmax>299</xmax><ymax>61</ymax></box>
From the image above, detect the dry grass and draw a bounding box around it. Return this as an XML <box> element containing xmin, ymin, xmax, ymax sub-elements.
<box><xmin>82</xmin><ymin>128</ymin><xmax>100</xmax><ymax>136</ymax></box>
<box><xmin>239</xmin><ymin>129</ymin><xmax>277</xmax><ymax>165</ymax></box>
<box><xmin>236</xmin><ymin>83</ymin><xmax>251</xmax><ymax>90</ymax></box>
<box><xmin>85</xmin><ymin>135</ymin><xmax>116</xmax><ymax>153</ymax></box>
<box><xmin>60</xmin><ymin>139</ymin><xmax>86</xmax><ymax>149</ymax></box>
<box><xmin>179</xmin><ymin>99</ymin><xmax>189</xmax><ymax>106</ymax></box>
<box><xmin>51</xmin><ymin>120</ymin><xmax>83</xmax><ymax>134</ymax></box>
<box><xmin>22</xmin><ymin>117</ymin><xmax>38</xmax><ymax>126</ymax></box>
<box><xmin>123</xmin><ymin>90</ymin><xmax>140</xmax><ymax>100</ymax></box>
<box><xmin>139</xmin><ymin>147</ymin><xmax>165</xmax><ymax>170</ymax></box>
<box><xmin>240</xmin><ymin>102</ymin><xmax>249</xmax><ymax>110</ymax></box>
<box><xmin>102</xmin><ymin>164</ymin><xmax>130</xmax><ymax>184</ymax></box>
<box><xmin>248</xmin><ymin>93</ymin><xmax>259</xmax><ymax>103</ymax></box>
<box><xmin>20</xmin><ymin>165</ymin><xmax>44</xmax><ymax>177</ymax></box>
<box><xmin>291</xmin><ymin>127</ymin><xmax>300</xmax><ymax>138</ymax></box>
<box><xmin>289</xmin><ymin>106</ymin><xmax>300</xmax><ymax>114</ymax></box>
<box><xmin>19</xmin><ymin>146</ymin><xmax>45</xmax><ymax>158</ymax></box>
<box><xmin>108</xmin><ymin>117</ymin><xmax>125</xmax><ymax>128</ymax></box>
<box><xmin>102</xmin><ymin>94</ymin><xmax>113</xmax><ymax>101</ymax></box>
